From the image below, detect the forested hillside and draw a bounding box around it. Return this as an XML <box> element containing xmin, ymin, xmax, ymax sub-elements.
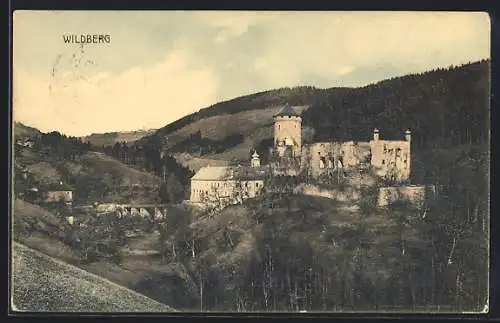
<box><xmin>123</xmin><ymin>60</ymin><xmax>489</xmax><ymax>312</ymax></box>
<box><xmin>303</xmin><ymin>60</ymin><xmax>489</xmax><ymax>148</ymax></box>
<box><xmin>137</xmin><ymin>60</ymin><xmax>489</xmax><ymax>170</ymax></box>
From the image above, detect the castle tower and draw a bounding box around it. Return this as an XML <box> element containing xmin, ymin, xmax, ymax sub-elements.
<box><xmin>251</xmin><ymin>150</ymin><xmax>261</xmax><ymax>168</ymax></box>
<box><xmin>274</xmin><ymin>103</ymin><xmax>302</xmax><ymax>157</ymax></box>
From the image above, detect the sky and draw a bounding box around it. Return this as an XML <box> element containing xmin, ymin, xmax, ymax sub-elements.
<box><xmin>12</xmin><ymin>11</ymin><xmax>490</xmax><ymax>137</ymax></box>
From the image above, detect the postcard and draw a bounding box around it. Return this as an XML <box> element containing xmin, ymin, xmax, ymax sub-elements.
<box><xmin>11</xmin><ymin>10</ymin><xmax>491</xmax><ymax>313</ymax></box>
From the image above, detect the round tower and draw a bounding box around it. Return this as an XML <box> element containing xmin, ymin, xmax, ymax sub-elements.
<box><xmin>274</xmin><ymin>103</ymin><xmax>302</xmax><ymax>157</ymax></box>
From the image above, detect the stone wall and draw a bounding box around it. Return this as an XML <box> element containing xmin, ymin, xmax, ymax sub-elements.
<box><xmin>377</xmin><ymin>185</ymin><xmax>435</xmax><ymax>208</ymax></box>
<box><xmin>303</xmin><ymin>141</ymin><xmax>371</xmax><ymax>178</ymax></box>
<box><xmin>44</xmin><ymin>191</ymin><xmax>73</xmax><ymax>203</ymax></box>
<box><xmin>293</xmin><ymin>183</ymin><xmax>361</xmax><ymax>203</ymax></box>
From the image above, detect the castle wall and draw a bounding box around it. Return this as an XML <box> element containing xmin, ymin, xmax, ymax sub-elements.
<box><xmin>377</xmin><ymin>185</ymin><xmax>435</xmax><ymax>208</ymax></box>
<box><xmin>303</xmin><ymin>141</ymin><xmax>371</xmax><ymax>178</ymax></box>
<box><xmin>370</xmin><ymin>139</ymin><xmax>410</xmax><ymax>182</ymax></box>
<box><xmin>44</xmin><ymin>191</ymin><xmax>73</xmax><ymax>203</ymax></box>
<box><xmin>274</xmin><ymin>116</ymin><xmax>302</xmax><ymax>157</ymax></box>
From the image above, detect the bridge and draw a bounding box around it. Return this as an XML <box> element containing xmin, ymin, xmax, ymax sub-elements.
<box><xmin>73</xmin><ymin>203</ymin><xmax>171</xmax><ymax>221</ymax></box>
<box><xmin>117</xmin><ymin>204</ymin><xmax>169</xmax><ymax>220</ymax></box>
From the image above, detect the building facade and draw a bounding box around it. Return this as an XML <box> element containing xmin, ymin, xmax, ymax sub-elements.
<box><xmin>190</xmin><ymin>165</ymin><xmax>265</xmax><ymax>204</ymax></box>
<box><xmin>370</xmin><ymin>129</ymin><xmax>411</xmax><ymax>182</ymax></box>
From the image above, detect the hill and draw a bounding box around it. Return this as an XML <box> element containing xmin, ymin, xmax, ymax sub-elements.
<box><xmin>13</xmin><ymin>122</ymin><xmax>42</xmax><ymax>139</ymax></box>
<box><xmin>147</xmin><ymin>162</ymin><xmax>488</xmax><ymax>312</ymax></box>
<box><xmin>13</xmin><ymin>126</ymin><xmax>162</xmax><ymax>204</ymax></box>
<box><xmin>11</xmin><ymin>242</ymin><xmax>175</xmax><ymax>312</ymax></box>
<box><xmin>11</xmin><ymin>136</ymin><xmax>489</xmax><ymax>312</ymax></box>
<box><xmin>137</xmin><ymin>60</ymin><xmax>489</xmax><ymax>172</ymax></box>
<box><xmin>82</xmin><ymin>129</ymin><xmax>157</xmax><ymax>147</ymax></box>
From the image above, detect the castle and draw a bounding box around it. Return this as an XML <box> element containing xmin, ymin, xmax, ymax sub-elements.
<box><xmin>190</xmin><ymin>103</ymin><xmax>430</xmax><ymax>207</ymax></box>
<box><xmin>270</xmin><ymin>103</ymin><xmax>411</xmax><ymax>182</ymax></box>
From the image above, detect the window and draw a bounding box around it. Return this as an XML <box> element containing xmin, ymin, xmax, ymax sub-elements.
<box><xmin>338</xmin><ymin>156</ymin><xmax>344</xmax><ymax>168</ymax></box>
<box><xmin>278</xmin><ymin>125</ymin><xmax>281</xmax><ymax>130</ymax></box>
<box><xmin>382</xmin><ymin>160</ymin><xmax>385</xmax><ymax>165</ymax></box>
<box><xmin>256</xmin><ymin>182</ymin><xmax>259</xmax><ymax>188</ymax></box>
<box><xmin>319</xmin><ymin>157</ymin><xmax>326</xmax><ymax>169</ymax></box>
<box><xmin>328</xmin><ymin>158</ymin><xmax>334</xmax><ymax>169</ymax></box>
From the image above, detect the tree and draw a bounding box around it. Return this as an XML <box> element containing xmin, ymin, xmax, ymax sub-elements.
<box><xmin>166</xmin><ymin>173</ymin><xmax>184</xmax><ymax>203</ymax></box>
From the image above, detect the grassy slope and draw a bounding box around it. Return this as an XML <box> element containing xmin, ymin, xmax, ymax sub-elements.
<box><xmin>13</xmin><ymin>199</ymin><xmax>79</xmax><ymax>262</ymax></box>
<box><xmin>82</xmin><ymin>129</ymin><xmax>157</xmax><ymax>147</ymax></box>
<box><xmin>12</xmin><ymin>199</ymin><xmax>181</xmax><ymax>307</ymax></box>
<box><xmin>11</xmin><ymin>242</ymin><xmax>175</xmax><ymax>312</ymax></box>
<box><xmin>163</xmin><ymin>106</ymin><xmax>309</xmax><ymax>171</ymax></box>
<box><xmin>13</xmin><ymin>122</ymin><xmax>42</xmax><ymax>139</ymax></box>
<box><xmin>15</xmin><ymin>144</ymin><xmax>161</xmax><ymax>204</ymax></box>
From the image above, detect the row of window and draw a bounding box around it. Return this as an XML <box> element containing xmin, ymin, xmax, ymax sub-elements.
<box><xmin>193</xmin><ymin>181</ymin><xmax>261</xmax><ymax>191</ymax></box>
<box><xmin>318</xmin><ymin>150</ymin><xmax>345</xmax><ymax>156</ymax></box>
<box><xmin>381</xmin><ymin>158</ymin><xmax>408</xmax><ymax>165</ymax></box>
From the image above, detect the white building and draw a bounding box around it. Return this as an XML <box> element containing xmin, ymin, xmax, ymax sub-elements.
<box><xmin>190</xmin><ymin>163</ymin><xmax>266</xmax><ymax>204</ymax></box>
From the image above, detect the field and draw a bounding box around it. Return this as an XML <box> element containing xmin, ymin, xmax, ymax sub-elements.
<box><xmin>82</xmin><ymin>129</ymin><xmax>157</xmax><ymax>147</ymax></box>
<box><xmin>161</xmin><ymin>106</ymin><xmax>309</xmax><ymax>171</ymax></box>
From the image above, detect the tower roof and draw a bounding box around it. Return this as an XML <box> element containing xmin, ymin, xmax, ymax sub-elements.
<box><xmin>252</xmin><ymin>150</ymin><xmax>259</xmax><ymax>158</ymax></box>
<box><xmin>274</xmin><ymin>103</ymin><xmax>301</xmax><ymax>117</ymax></box>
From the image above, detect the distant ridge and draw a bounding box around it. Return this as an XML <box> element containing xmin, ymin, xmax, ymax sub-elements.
<box><xmin>82</xmin><ymin>129</ymin><xmax>157</xmax><ymax>147</ymax></box>
<box><xmin>11</xmin><ymin>242</ymin><xmax>175</xmax><ymax>312</ymax></box>
<box><xmin>133</xmin><ymin>60</ymin><xmax>489</xmax><ymax>171</ymax></box>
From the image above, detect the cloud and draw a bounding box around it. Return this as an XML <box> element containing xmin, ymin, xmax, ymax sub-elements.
<box><xmin>12</xmin><ymin>11</ymin><xmax>490</xmax><ymax>135</ymax></box>
<box><xmin>195</xmin><ymin>11</ymin><xmax>267</xmax><ymax>43</ymax></box>
<box><xmin>248</xmin><ymin>12</ymin><xmax>490</xmax><ymax>88</ymax></box>
<box><xmin>14</xmin><ymin>48</ymin><xmax>219</xmax><ymax>136</ymax></box>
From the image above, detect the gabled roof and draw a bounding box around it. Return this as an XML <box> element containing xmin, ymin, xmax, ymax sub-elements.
<box><xmin>191</xmin><ymin>165</ymin><xmax>267</xmax><ymax>181</ymax></box>
<box><xmin>274</xmin><ymin>103</ymin><xmax>301</xmax><ymax>117</ymax></box>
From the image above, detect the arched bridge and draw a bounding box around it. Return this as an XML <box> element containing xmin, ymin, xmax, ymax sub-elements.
<box><xmin>73</xmin><ymin>203</ymin><xmax>171</xmax><ymax>221</ymax></box>
<box><xmin>117</xmin><ymin>204</ymin><xmax>169</xmax><ymax>220</ymax></box>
